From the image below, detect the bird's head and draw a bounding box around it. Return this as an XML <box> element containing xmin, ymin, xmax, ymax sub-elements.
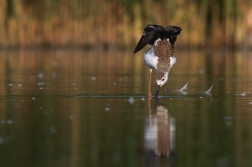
<box><xmin>156</xmin><ymin>70</ymin><xmax>168</xmax><ymax>87</ymax></box>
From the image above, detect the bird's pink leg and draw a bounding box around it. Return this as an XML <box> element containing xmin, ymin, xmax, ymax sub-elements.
<box><xmin>148</xmin><ymin>69</ymin><xmax>152</xmax><ymax>97</ymax></box>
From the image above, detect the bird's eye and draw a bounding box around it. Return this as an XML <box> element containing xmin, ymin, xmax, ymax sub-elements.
<box><xmin>162</xmin><ymin>78</ymin><xmax>165</xmax><ymax>81</ymax></box>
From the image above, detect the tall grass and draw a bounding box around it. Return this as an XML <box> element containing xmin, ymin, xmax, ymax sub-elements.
<box><xmin>0</xmin><ymin>0</ymin><xmax>251</xmax><ymax>49</ymax></box>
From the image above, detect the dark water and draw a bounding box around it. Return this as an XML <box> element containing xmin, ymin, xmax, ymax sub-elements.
<box><xmin>0</xmin><ymin>49</ymin><xmax>252</xmax><ymax>167</ymax></box>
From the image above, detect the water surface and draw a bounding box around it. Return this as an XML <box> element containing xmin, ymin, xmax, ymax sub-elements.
<box><xmin>0</xmin><ymin>49</ymin><xmax>252</xmax><ymax>167</ymax></box>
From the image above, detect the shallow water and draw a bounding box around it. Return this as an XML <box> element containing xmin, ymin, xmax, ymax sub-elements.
<box><xmin>0</xmin><ymin>49</ymin><xmax>252</xmax><ymax>167</ymax></box>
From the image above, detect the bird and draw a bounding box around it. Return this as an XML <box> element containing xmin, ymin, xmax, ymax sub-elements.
<box><xmin>133</xmin><ymin>24</ymin><xmax>182</xmax><ymax>98</ymax></box>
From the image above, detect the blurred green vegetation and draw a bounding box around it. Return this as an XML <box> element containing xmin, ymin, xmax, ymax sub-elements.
<box><xmin>0</xmin><ymin>0</ymin><xmax>252</xmax><ymax>49</ymax></box>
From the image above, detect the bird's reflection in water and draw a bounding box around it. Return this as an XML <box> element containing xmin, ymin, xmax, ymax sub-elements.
<box><xmin>144</xmin><ymin>98</ymin><xmax>176</xmax><ymax>166</ymax></box>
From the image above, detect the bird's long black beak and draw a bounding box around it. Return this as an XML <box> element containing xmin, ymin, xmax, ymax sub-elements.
<box><xmin>155</xmin><ymin>85</ymin><xmax>161</xmax><ymax>99</ymax></box>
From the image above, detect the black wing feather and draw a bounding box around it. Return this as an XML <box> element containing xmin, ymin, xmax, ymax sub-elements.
<box><xmin>165</xmin><ymin>26</ymin><xmax>182</xmax><ymax>45</ymax></box>
<box><xmin>133</xmin><ymin>24</ymin><xmax>182</xmax><ymax>53</ymax></box>
<box><xmin>133</xmin><ymin>33</ymin><xmax>154</xmax><ymax>53</ymax></box>
<box><xmin>133</xmin><ymin>25</ymin><xmax>165</xmax><ymax>53</ymax></box>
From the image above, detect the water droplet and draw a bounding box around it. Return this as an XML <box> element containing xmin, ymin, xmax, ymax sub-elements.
<box><xmin>7</xmin><ymin>120</ymin><xmax>13</xmax><ymax>124</ymax></box>
<box><xmin>38</xmin><ymin>82</ymin><xmax>45</xmax><ymax>86</ymax></box>
<box><xmin>199</xmin><ymin>69</ymin><xmax>205</xmax><ymax>74</ymax></box>
<box><xmin>128</xmin><ymin>98</ymin><xmax>135</xmax><ymax>104</ymax></box>
<box><xmin>240</xmin><ymin>92</ymin><xmax>246</xmax><ymax>96</ymax></box>
<box><xmin>236</xmin><ymin>92</ymin><xmax>246</xmax><ymax>96</ymax></box>
<box><xmin>37</xmin><ymin>72</ymin><xmax>44</xmax><ymax>79</ymax></box>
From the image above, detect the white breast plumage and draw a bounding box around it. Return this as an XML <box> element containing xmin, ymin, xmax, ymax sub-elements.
<box><xmin>144</xmin><ymin>47</ymin><xmax>158</xmax><ymax>69</ymax></box>
<box><xmin>169</xmin><ymin>56</ymin><xmax>176</xmax><ymax>68</ymax></box>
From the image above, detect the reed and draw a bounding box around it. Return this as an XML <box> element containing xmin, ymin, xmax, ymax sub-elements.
<box><xmin>0</xmin><ymin>0</ymin><xmax>251</xmax><ymax>49</ymax></box>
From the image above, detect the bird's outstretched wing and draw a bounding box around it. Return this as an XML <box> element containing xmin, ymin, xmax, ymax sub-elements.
<box><xmin>133</xmin><ymin>24</ymin><xmax>165</xmax><ymax>53</ymax></box>
<box><xmin>165</xmin><ymin>26</ymin><xmax>182</xmax><ymax>45</ymax></box>
<box><xmin>165</xmin><ymin>26</ymin><xmax>182</xmax><ymax>56</ymax></box>
<box><xmin>133</xmin><ymin>24</ymin><xmax>182</xmax><ymax>53</ymax></box>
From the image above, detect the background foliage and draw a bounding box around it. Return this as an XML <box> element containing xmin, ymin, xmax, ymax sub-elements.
<box><xmin>1</xmin><ymin>0</ymin><xmax>252</xmax><ymax>49</ymax></box>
